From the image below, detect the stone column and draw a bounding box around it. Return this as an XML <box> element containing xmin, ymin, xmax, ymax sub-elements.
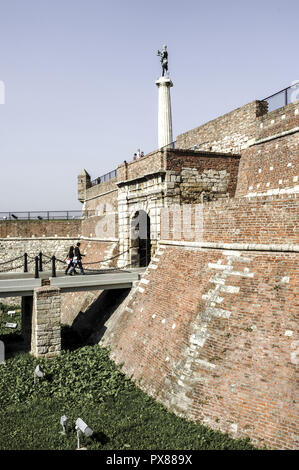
<box><xmin>31</xmin><ymin>286</ymin><xmax>61</xmax><ymax>358</ymax></box>
<box><xmin>155</xmin><ymin>76</ymin><xmax>174</xmax><ymax>149</ymax></box>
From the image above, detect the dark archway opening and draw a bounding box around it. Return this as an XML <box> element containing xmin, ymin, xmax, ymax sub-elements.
<box><xmin>131</xmin><ymin>210</ymin><xmax>151</xmax><ymax>267</ymax></box>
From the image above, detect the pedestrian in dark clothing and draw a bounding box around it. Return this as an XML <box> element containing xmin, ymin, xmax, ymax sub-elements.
<box><xmin>65</xmin><ymin>245</ymin><xmax>76</xmax><ymax>275</ymax></box>
<box><xmin>69</xmin><ymin>242</ymin><xmax>85</xmax><ymax>275</ymax></box>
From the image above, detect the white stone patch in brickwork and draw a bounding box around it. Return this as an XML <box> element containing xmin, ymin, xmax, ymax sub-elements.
<box><xmin>202</xmin><ymin>293</ymin><xmax>224</xmax><ymax>303</ymax></box>
<box><xmin>281</xmin><ymin>276</ymin><xmax>290</xmax><ymax>283</ymax></box>
<box><xmin>149</xmin><ymin>264</ymin><xmax>158</xmax><ymax>269</ymax></box>
<box><xmin>270</xmin><ymin>166</ymin><xmax>273</xmax><ymax>171</ymax></box>
<box><xmin>249</xmin><ymin>186</ymin><xmax>253</xmax><ymax>190</ymax></box>
<box><xmin>266</xmin><ymin>182</ymin><xmax>270</xmax><ymax>187</ymax></box>
<box><xmin>208</xmin><ymin>263</ymin><xmax>231</xmax><ymax>270</ymax></box>
<box><xmin>172</xmin><ymin>323</ymin><xmax>176</xmax><ymax>329</ymax></box>
<box><xmin>275</xmin><ymin>143</ymin><xmax>279</xmax><ymax>149</ymax></box>
<box><xmin>222</xmin><ymin>251</ymin><xmax>241</xmax><ymax>257</ymax></box>
<box><xmin>195</xmin><ymin>359</ymin><xmax>216</xmax><ymax>370</ymax></box>
<box><xmin>293</xmin><ymin>176</ymin><xmax>298</xmax><ymax>182</ymax></box>
<box><xmin>257</xmin><ymin>184</ymin><xmax>260</xmax><ymax>188</ymax></box>
<box><xmin>161</xmin><ymin>318</ymin><xmax>166</xmax><ymax>324</ymax></box>
<box><xmin>279</xmin><ymin>179</ymin><xmax>283</xmax><ymax>184</ymax></box>
<box><xmin>284</xmin><ymin>330</ymin><xmax>293</xmax><ymax>337</ymax></box>
<box><xmin>140</xmin><ymin>278</ymin><xmax>150</xmax><ymax>285</ymax></box>
<box><xmin>260</xmin><ymin>123</ymin><xmax>263</xmax><ymax>128</ymax></box>
<box><xmin>258</xmin><ymin>168</ymin><xmax>262</xmax><ymax>173</ymax></box>
<box><xmin>190</xmin><ymin>331</ymin><xmax>209</xmax><ymax>348</ymax></box>
<box><xmin>209</xmin><ymin>276</ymin><xmax>225</xmax><ymax>285</ymax></box>
<box><xmin>271</xmin><ymin>119</ymin><xmax>274</xmax><ymax>124</ymax></box>
<box><xmin>220</xmin><ymin>285</ymin><xmax>240</xmax><ymax>294</ymax></box>
<box><xmin>295</xmin><ymin>108</ymin><xmax>298</xmax><ymax>115</ymax></box>
<box><xmin>165</xmin><ymin>356</ymin><xmax>170</xmax><ymax>362</ymax></box>
<box><xmin>152</xmin><ymin>314</ymin><xmax>156</xmax><ymax>319</ymax></box>
<box><xmin>230</xmin><ymin>423</ymin><xmax>238</xmax><ymax>433</ymax></box>
<box><xmin>281</xmin><ymin>114</ymin><xmax>285</xmax><ymax>120</ymax></box>
<box><xmin>287</xmin><ymin>162</ymin><xmax>292</xmax><ymax>167</ymax></box>
<box><xmin>206</xmin><ymin>307</ymin><xmax>231</xmax><ymax>319</ymax></box>
<box><xmin>138</xmin><ymin>287</ymin><xmax>145</xmax><ymax>293</ymax></box>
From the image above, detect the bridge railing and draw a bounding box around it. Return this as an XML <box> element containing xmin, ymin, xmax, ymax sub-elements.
<box><xmin>0</xmin><ymin>246</ymin><xmax>133</xmax><ymax>278</ymax></box>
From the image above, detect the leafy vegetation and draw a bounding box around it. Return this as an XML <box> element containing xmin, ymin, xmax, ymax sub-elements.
<box><xmin>0</xmin><ymin>302</ymin><xmax>22</xmax><ymax>341</ymax></box>
<box><xmin>0</xmin><ymin>340</ymin><xmax>257</xmax><ymax>450</ymax></box>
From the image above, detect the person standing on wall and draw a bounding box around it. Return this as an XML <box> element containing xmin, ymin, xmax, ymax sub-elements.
<box><xmin>69</xmin><ymin>242</ymin><xmax>85</xmax><ymax>275</ymax></box>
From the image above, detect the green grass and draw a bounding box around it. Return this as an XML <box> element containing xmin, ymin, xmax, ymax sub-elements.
<box><xmin>0</xmin><ymin>342</ymin><xmax>256</xmax><ymax>450</ymax></box>
<box><xmin>0</xmin><ymin>302</ymin><xmax>22</xmax><ymax>340</ymax></box>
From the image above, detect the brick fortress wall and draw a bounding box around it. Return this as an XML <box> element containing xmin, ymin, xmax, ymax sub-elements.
<box><xmin>100</xmin><ymin>243</ymin><xmax>298</xmax><ymax>450</ymax></box>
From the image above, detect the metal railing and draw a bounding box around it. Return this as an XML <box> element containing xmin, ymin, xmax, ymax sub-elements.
<box><xmin>91</xmin><ymin>169</ymin><xmax>117</xmax><ymax>186</ymax></box>
<box><xmin>0</xmin><ymin>210</ymin><xmax>93</xmax><ymax>221</ymax></box>
<box><xmin>262</xmin><ymin>82</ymin><xmax>299</xmax><ymax>112</ymax></box>
<box><xmin>159</xmin><ymin>140</ymin><xmax>177</xmax><ymax>151</ymax></box>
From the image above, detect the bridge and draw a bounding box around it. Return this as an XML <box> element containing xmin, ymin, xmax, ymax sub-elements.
<box><xmin>0</xmin><ymin>269</ymin><xmax>145</xmax><ymax>297</ymax></box>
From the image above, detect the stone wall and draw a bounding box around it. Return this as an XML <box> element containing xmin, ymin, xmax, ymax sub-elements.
<box><xmin>161</xmin><ymin>194</ymin><xmax>299</xmax><ymax>246</ymax></box>
<box><xmin>0</xmin><ymin>238</ymin><xmax>80</xmax><ymax>273</ymax></box>
<box><xmin>176</xmin><ymin>100</ymin><xmax>268</xmax><ymax>152</ymax></box>
<box><xmin>83</xmin><ymin>177</ymin><xmax>118</xmax><ymax>213</ymax></box>
<box><xmin>100</xmin><ymin>243</ymin><xmax>298</xmax><ymax>450</ymax></box>
<box><xmin>165</xmin><ymin>149</ymin><xmax>240</xmax><ymax>202</ymax></box>
<box><xmin>0</xmin><ymin>219</ymin><xmax>81</xmax><ymax>239</ymax></box>
<box><xmin>236</xmin><ymin>102</ymin><xmax>299</xmax><ymax>197</ymax></box>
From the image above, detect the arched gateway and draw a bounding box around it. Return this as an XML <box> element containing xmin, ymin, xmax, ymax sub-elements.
<box><xmin>131</xmin><ymin>210</ymin><xmax>151</xmax><ymax>267</ymax></box>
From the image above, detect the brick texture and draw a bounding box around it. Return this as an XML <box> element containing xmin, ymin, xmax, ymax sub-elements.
<box><xmin>101</xmin><ymin>245</ymin><xmax>298</xmax><ymax>450</ymax></box>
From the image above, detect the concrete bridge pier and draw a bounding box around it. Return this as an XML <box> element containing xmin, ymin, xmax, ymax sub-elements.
<box><xmin>21</xmin><ymin>286</ymin><xmax>61</xmax><ymax>358</ymax></box>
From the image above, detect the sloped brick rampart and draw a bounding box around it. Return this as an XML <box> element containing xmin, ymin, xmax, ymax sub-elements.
<box><xmin>100</xmin><ymin>244</ymin><xmax>298</xmax><ymax>449</ymax></box>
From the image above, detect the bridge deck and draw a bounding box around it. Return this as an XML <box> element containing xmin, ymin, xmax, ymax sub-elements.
<box><xmin>0</xmin><ymin>269</ymin><xmax>145</xmax><ymax>297</ymax></box>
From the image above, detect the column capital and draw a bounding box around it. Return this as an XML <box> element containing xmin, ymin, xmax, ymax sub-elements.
<box><xmin>155</xmin><ymin>76</ymin><xmax>173</xmax><ymax>88</ymax></box>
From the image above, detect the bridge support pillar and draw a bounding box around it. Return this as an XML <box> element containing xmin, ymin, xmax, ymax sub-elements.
<box><xmin>21</xmin><ymin>296</ymin><xmax>33</xmax><ymax>351</ymax></box>
<box><xmin>31</xmin><ymin>286</ymin><xmax>61</xmax><ymax>358</ymax></box>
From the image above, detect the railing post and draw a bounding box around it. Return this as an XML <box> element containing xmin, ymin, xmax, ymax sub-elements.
<box><xmin>39</xmin><ymin>252</ymin><xmax>43</xmax><ymax>272</ymax></box>
<box><xmin>51</xmin><ymin>256</ymin><xmax>56</xmax><ymax>278</ymax></box>
<box><xmin>35</xmin><ymin>256</ymin><xmax>39</xmax><ymax>279</ymax></box>
<box><xmin>24</xmin><ymin>253</ymin><xmax>28</xmax><ymax>273</ymax></box>
<box><xmin>285</xmin><ymin>89</ymin><xmax>288</xmax><ymax>106</ymax></box>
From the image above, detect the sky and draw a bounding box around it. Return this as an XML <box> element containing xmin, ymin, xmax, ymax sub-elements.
<box><xmin>0</xmin><ymin>0</ymin><xmax>298</xmax><ymax>211</ymax></box>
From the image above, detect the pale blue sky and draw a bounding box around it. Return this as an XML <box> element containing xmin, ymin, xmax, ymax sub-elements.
<box><xmin>0</xmin><ymin>0</ymin><xmax>298</xmax><ymax>211</ymax></box>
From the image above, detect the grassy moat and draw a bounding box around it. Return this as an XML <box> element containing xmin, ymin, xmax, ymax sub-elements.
<box><xmin>0</xmin><ymin>304</ymin><xmax>256</xmax><ymax>451</ymax></box>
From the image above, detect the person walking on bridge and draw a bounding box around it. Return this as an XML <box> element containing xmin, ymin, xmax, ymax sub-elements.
<box><xmin>69</xmin><ymin>242</ymin><xmax>85</xmax><ymax>275</ymax></box>
<box><xmin>65</xmin><ymin>245</ymin><xmax>76</xmax><ymax>275</ymax></box>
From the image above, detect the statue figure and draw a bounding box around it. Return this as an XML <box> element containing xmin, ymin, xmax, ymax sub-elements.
<box><xmin>157</xmin><ymin>45</ymin><xmax>168</xmax><ymax>77</ymax></box>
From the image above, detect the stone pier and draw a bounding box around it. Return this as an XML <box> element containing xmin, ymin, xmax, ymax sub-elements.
<box><xmin>31</xmin><ymin>286</ymin><xmax>61</xmax><ymax>358</ymax></box>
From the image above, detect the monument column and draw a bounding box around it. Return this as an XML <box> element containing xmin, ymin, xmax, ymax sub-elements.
<box><xmin>155</xmin><ymin>76</ymin><xmax>174</xmax><ymax>149</ymax></box>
